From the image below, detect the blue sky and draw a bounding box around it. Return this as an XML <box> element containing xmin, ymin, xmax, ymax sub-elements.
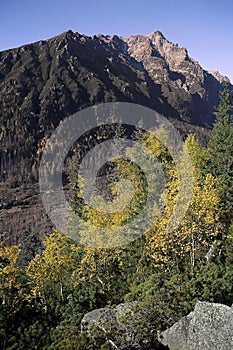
<box><xmin>1</xmin><ymin>0</ymin><xmax>233</xmax><ymax>81</ymax></box>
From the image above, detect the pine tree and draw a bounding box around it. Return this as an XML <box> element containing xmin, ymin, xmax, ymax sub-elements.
<box><xmin>207</xmin><ymin>83</ymin><xmax>233</xmax><ymax>222</ymax></box>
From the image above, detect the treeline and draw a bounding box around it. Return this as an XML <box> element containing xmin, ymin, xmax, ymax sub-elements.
<box><xmin>0</xmin><ymin>84</ymin><xmax>233</xmax><ymax>349</ymax></box>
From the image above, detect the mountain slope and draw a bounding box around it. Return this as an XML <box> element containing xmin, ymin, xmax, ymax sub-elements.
<box><xmin>0</xmin><ymin>29</ymin><xmax>231</xmax><ymax>254</ymax></box>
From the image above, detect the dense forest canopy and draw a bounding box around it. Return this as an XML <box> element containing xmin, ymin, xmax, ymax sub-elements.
<box><xmin>0</xmin><ymin>84</ymin><xmax>233</xmax><ymax>349</ymax></box>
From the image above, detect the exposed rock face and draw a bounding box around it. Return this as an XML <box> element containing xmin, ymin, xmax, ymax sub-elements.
<box><xmin>158</xmin><ymin>301</ymin><xmax>233</xmax><ymax>350</ymax></box>
<box><xmin>123</xmin><ymin>30</ymin><xmax>230</xmax><ymax>126</ymax></box>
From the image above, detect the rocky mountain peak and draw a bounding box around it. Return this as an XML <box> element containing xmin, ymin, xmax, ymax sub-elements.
<box><xmin>55</xmin><ymin>29</ymin><xmax>84</xmax><ymax>50</ymax></box>
<box><xmin>147</xmin><ymin>29</ymin><xmax>166</xmax><ymax>39</ymax></box>
<box><xmin>124</xmin><ymin>30</ymin><xmax>189</xmax><ymax>63</ymax></box>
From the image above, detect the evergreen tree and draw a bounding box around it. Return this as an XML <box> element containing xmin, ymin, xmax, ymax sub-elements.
<box><xmin>207</xmin><ymin>83</ymin><xmax>233</xmax><ymax>222</ymax></box>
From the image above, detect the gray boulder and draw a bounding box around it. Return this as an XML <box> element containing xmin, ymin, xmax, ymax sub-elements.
<box><xmin>158</xmin><ymin>301</ymin><xmax>233</xmax><ymax>350</ymax></box>
<box><xmin>81</xmin><ymin>302</ymin><xmax>138</xmax><ymax>348</ymax></box>
<box><xmin>81</xmin><ymin>302</ymin><xmax>168</xmax><ymax>349</ymax></box>
<box><xmin>81</xmin><ymin>302</ymin><xmax>136</xmax><ymax>336</ymax></box>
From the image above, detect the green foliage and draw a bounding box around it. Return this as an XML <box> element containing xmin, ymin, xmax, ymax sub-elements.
<box><xmin>2</xmin><ymin>92</ymin><xmax>233</xmax><ymax>348</ymax></box>
<box><xmin>184</xmin><ymin>134</ymin><xmax>209</xmax><ymax>179</ymax></box>
<box><xmin>207</xmin><ymin>83</ymin><xmax>233</xmax><ymax>222</ymax></box>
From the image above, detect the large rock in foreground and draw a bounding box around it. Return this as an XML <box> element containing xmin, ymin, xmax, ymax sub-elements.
<box><xmin>158</xmin><ymin>301</ymin><xmax>233</xmax><ymax>350</ymax></box>
<box><xmin>81</xmin><ymin>302</ymin><xmax>168</xmax><ymax>349</ymax></box>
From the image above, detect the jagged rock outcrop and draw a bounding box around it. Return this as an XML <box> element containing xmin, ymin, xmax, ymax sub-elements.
<box><xmin>123</xmin><ymin>30</ymin><xmax>230</xmax><ymax>126</ymax></box>
<box><xmin>158</xmin><ymin>301</ymin><xmax>233</xmax><ymax>350</ymax></box>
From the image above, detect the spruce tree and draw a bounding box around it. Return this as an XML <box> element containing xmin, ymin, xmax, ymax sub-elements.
<box><xmin>207</xmin><ymin>83</ymin><xmax>233</xmax><ymax>223</ymax></box>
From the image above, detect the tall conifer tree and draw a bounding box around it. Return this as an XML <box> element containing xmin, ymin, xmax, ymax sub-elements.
<box><xmin>208</xmin><ymin>83</ymin><xmax>233</xmax><ymax>222</ymax></box>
